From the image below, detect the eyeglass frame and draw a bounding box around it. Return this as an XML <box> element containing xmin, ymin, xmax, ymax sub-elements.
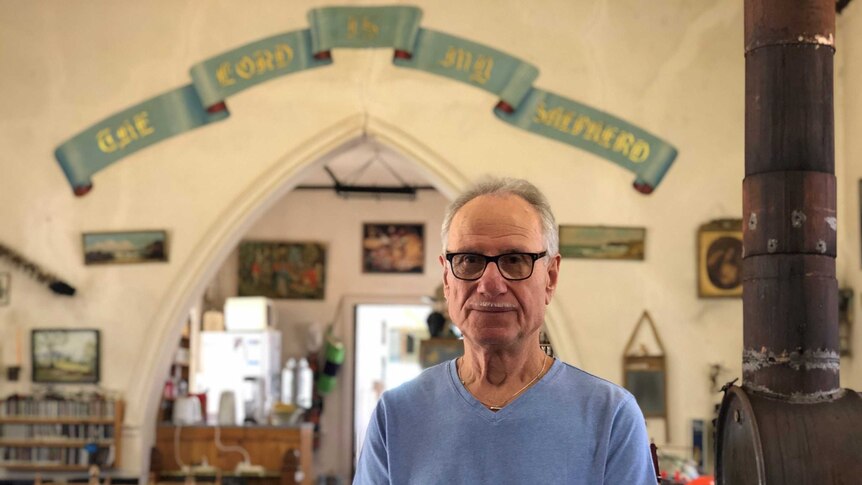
<box><xmin>444</xmin><ymin>251</ymin><xmax>549</xmax><ymax>281</ymax></box>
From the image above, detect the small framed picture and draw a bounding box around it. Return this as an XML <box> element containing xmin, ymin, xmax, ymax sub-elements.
<box><xmin>0</xmin><ymin>272</ymin><xmax>9</xmax><ymax>306</ymax></box>
<box><xmin>238</xmin><ymin>241</ymin><xmax>327</xmax><ymax>299</ymax></box>
<box><xmin>82</xmin><ymin>230</ymin><xmax>168</xmax><ymax>265</ymax></box>
<box><xmin>32</xmin><ymin>328</ymin><xmax>100</xmax><ymax>384</ymax></box>
<box><xmin>558</xmin><ymin>225</ymin><xmax>646</xmax><ymax>260</ymax></box>
<box><xmin>362</xmin><ymin>223</ymin><xmax>424</xmax><ymax>273</ymax></box>
<box><xmin>697</xmin><ymin>219</ymin><xmax>743</xmax><ymax>298</ymax></box>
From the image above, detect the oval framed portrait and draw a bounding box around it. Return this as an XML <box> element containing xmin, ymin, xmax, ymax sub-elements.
<box><xmin>697</xmin><ymin>219</ymin><xmax>743</xmax><ymax>298</ymax></box>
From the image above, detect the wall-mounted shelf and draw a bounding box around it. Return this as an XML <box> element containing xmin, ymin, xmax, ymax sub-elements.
<box><xmin>2</xmin><ymin>463</ymin><xmax>91</xmax><ymax>472</ymax></box>
<box><xmin>0</xmin><ymin>416</ymin><xmax>115</xmax><ymax>425</ymax></box>
<box><xmin>0</xmin><ymin>398</ymin><xmax>124</xmax><ymax>471</ymax></box>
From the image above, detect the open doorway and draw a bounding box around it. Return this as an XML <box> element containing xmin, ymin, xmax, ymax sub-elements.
<box><xmin>143</xmin><ymin>125</ymin><xmax>455</xmax><ymax>480</ymax></box>
<box><xmin>352</xmin><ymin>303</ymin><xmax>432</xmax><ymax>468</ymax></box>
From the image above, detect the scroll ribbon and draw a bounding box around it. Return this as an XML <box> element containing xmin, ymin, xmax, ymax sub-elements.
<box><xmin>54</xmin><ymin>85</ymin><xmax>229</xmax><ymax>195</ymax></box>
<box><xmin>494</xmin><ymin>89</ymin><xmax>677</xmax><ymax>193</ymax></box>
<box><xmin>54</xmin><ymin>5</ymin><xmax>677</xmax><ymax>196</ymax></box>
<box><xmin>307</xmin><ymin>6</ymin><xmax>423</xmax><ymax>52</ymax></box>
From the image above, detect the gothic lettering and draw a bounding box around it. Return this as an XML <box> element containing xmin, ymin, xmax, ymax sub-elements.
<box><xmin>347</xmin><ymin>15</ymin><xmax>380</xmax><ymax>40</ymax></box>
<box><xmin>612</xmin><ymin>131</ymin><xmax>635</xmax><ymax>156</ymax></box>
<box><xmin>531</xmin><ymin>101</ymin><xmax>652</xmax><ymax>163</ymax></box>
<box><xmin>470</xmin><ymin>56</ymin><xmax>493</xmax><ymax>84</ymax></box>
<box><xmin>216</xmin><ymin>43</ymin><xmax>295</xmax><ymax>87</ymax></box>
<box><xmin>96</xmin><ymin>111</ymin><xmax>155</xmax><ymax>154</ymax></box>
<box><xmin>629</xmin><ymin>139</ymin><xmax>650</xmax><ymax>163</ymax></box>
<box><xmin>216</xmin><ymin>62</ymin><xmax>236</xmax><ymax>87</ymax></box>
<box><xmin>439</xmin><ymin>46</ymin><xmax>495</xmax><ymax>85</ymax></box>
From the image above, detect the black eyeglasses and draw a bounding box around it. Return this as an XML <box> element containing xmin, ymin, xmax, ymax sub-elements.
<box><xmin>445</xmin><ymin>251</ymin><xmax>548</xmax><ymax>281</ymax></box>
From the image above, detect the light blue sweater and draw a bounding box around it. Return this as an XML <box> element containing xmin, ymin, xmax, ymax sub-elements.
<box><xmin>354</xmin><ymin>358</ymin><xmax>655</xmax><ymax>484</ymax></box>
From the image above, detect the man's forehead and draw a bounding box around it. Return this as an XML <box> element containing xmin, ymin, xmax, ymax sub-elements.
<box><xmin>453</xmin><ymin>194</ymin><xmax>540</xmax><ymax>225</ymax></box>
<box><xmin>449</xmin><ymin>195</ymin><xmax>543</xmax><ymax>245</ymax></box>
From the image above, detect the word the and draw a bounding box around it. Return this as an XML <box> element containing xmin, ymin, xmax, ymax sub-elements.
<box><xmin>96</xmin><ymin>112</ymin><xmax>154</xmax><ymax>154</ymax></box>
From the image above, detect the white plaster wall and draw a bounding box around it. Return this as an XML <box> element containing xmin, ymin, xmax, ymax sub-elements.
<box><xmin>0</xmin><ymin>0</ymin><xmax>859</xmax><ymax>478</ymax></box>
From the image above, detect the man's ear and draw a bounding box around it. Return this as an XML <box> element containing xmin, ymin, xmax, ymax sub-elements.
<box><xmin>545</xmin><ymin>253</ymin><xmax>561</xmax><ymax>305</ymax></box>
<box><xmin>439</xmin><ymin>254</ymin><xmax>450</xmax><ymax>298</ymax></box>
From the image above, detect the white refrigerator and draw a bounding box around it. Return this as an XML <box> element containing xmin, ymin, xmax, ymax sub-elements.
<box><xmin>196</xmin><ymin>330</ymin><xmax>282</xmax><ymax>424</ymax></box>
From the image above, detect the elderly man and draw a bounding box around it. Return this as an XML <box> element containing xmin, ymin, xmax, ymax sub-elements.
<box><xmin>354</xmin><ymin>177</ymin><xmax>655</xmax><ymax>484</ymax></box>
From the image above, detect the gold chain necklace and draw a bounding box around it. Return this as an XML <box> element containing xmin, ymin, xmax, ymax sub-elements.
<box><xmin>458</xmin><ymin>355</ymin><xmax>548</xmax><ymax>411</ymax></box>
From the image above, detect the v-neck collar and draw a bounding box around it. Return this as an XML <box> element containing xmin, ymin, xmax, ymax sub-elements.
<box><xmin>447</xmin><ymin>357</ymin><xmax>560</xmax><ymax>422</ymax></box>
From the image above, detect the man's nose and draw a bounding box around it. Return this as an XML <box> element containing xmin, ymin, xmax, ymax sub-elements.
<box><xmin>477</xmin><ymin>261</ymin><xmax>508</xmax><ymax>296</ymax></box>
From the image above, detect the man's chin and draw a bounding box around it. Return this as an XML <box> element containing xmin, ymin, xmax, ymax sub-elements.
<box><xmin>467</xmin><ymin>328</ymin><xmax>522</xmax><ymax>348</ymax></box>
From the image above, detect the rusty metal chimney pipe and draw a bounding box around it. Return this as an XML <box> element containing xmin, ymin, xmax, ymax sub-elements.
<box><xmin>716</xmin><ymin>2</ymin><xmax>862</xmax><ymax>483</ymax></box>
<box><xmin>742</xmin><ymin>0</ymin><xmax>839</xmax><ymax>398</ymax></box>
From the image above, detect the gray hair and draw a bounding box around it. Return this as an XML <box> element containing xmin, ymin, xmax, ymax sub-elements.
<box><xmin>441</xmin><ymin>176</ymin><xmax>559</xmax><ymax>257</ymax></box>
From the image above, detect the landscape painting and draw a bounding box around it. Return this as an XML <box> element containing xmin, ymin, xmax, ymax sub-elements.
<box><xmin>558</xmin><ymin>225</ymin><xmax>646</xmax><ymax>260</ymax></box>
<box><xmin>32</xmin><ymin>329</ymin><xmax>100</xmax><ymax>384</ymax></box>
<box><xmin>83</xmin><ymin>230</ymin><xmax>168</xmax><ymax>265</ymax></box>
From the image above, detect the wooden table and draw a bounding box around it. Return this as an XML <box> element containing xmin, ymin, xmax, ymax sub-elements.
<box><xmin>151</xmin><ymin>425</ymin><xmax>313</xmax><ymax>485</ymax></box>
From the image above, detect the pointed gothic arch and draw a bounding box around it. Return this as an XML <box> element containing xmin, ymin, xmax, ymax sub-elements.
<box><xmin>133</xmin><ymin>113</ymin><xmax>581</xmax><ymax>474</ymax></box>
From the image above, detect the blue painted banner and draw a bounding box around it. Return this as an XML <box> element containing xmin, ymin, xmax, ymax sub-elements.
<box><xmin>307</xmin><ymin>6</ymin><xmax>422</xmax><ymax>52</ymax></box>
<box><xmin>189</xmin><ymin>29</ymin><xmax>331</xmax><ymax>109</ymax></box>
<box><xmin>495</xmin><ymin>89</ymin><xmax>677</xmax><ymax>193</ymax></box>
<box><xmin>55</xmin><ymin>85</ymin><xmax>229</xmax><ymax>195</ymax></box>
<box><xmin>394</xmin><ymin>29</ymin><xmax>539</xmax><ymax>109</ymax></box>
<box><xmin>55</xmin><ymin>5</ymin><xmax>678</xmax><ymax>196</ymax></box>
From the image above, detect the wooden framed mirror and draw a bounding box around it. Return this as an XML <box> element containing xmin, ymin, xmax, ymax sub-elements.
<box><xmin>623</xmin><ymin>310</ymin><xmax>668</xmax><ymax>442</ymax></box>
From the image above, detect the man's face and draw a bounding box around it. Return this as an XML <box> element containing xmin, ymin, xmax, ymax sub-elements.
<box><xmin>439</xmin><ymin>194</ymin><xmax>560</xmax><ymax>350</ymax></box>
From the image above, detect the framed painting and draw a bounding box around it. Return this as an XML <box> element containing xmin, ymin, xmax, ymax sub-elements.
<box><xmin>622</xmin><ymin>311</ymin><xmax>669</xmax><ymax>441</ymax></box>
<box><xmin>238</xmin><ymin>241</ymin><xmax>326</xmax><ymax>299</ymax></box>
<box><xmin>0</xmin><ymin>272</ymin><xmax>8</xmax><ymax>306</ymax></box>
<box><xmin>697</xmin><ymin>219</ymin><xmax>743</xmax><ymax>298</ymax></box>
<box><xmin>83</xmin><ymin>230</ymin><xmax>168</xmax><ymax>265</ymax></box>
<box><xmin>32</xmin><ymin>329</ymin><xmax>100</xmax><ymax>384</ymax></box>
<box><xmin>558</xmin><ymin>225</ymin><xmax>646</xmax><ymax>260</ymax></box>
<box><xmin>362</xmin><ymin>223</ymin><xmax>424</xmax><ymax>273</ymax></box>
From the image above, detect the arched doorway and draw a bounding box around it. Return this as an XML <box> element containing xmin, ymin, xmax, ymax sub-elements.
<box><xmin>135</xmin><ymin>113</ymin><xmax>580</xmax><ymax>478</ymax></box>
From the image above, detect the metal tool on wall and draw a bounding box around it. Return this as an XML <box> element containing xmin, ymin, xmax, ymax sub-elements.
<box><xmin>0</xmin><ymin>242</ymin><xmax>76</xmax><ymax>296</ymax></box>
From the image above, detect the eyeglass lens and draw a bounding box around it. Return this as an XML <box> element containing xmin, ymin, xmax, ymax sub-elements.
<box><xmin>450</xmin><ymin>253</ymin><xmax>536</xmax><ymax>280</ymax></box>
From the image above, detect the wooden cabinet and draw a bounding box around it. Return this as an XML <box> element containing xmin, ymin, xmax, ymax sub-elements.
<box><xmin>152</xmin><ymin>425</ymin><xmax>313</xmax><ymax>484</ymax></box>
<box><xmin>0</xmin><ymin>398</ymin><xmax>124</xmax><ymax>472</ymax></box>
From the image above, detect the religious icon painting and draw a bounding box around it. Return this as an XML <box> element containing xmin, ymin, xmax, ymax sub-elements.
<box><xmin>697</xmin><ymin>219</ymin><xmax>743</xmax><ymax>298</ymax></box>
<box><xmin>362</xmin><ymin>223</ymin><xmax>424</xmax><ymax>274</ymax></box>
